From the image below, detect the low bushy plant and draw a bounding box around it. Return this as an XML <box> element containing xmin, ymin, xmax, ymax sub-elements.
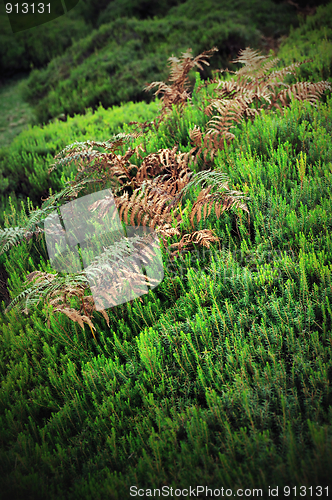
<box><xmin>0</xmin><ymin>7</ymin><xmax>90</xmax><ymax>79</ymax></box>
<box><xmin>277</xmin><ymin>3</ymin><xmax>332</xmax><ymax>83</ymax></box>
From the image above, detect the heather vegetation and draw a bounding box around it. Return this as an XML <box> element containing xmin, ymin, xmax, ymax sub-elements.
<box><xmin>0</xmin><ymin>2</ymin><xmax>332</xmax><ymax>499</ymax></box>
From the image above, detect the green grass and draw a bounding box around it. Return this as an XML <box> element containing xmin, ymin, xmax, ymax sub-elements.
<box><xmin>0</xmin><ymin>75</ymin><xmax>37</xmax><ymax>148</ymax></box>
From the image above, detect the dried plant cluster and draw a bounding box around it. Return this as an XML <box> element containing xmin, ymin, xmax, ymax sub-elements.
<box><xmin>189</xmin><ymin>47</ymin><xmax>331</xmax><ymax>162</ymax></box>
<box><xmin>144</xmin><ymin>47</ymin><xmax>218</xmax><ymax>123</ymax></box>
<box><xmin>0</xmin><ymin>46</ymin><xmax>330</xmax><ymax>332</ymax></box>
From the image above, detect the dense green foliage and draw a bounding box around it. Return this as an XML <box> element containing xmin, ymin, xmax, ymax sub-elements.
<box><xmin>1</xmin><ymin>4</ymin><xmax>332</xmax><ymax>499</ymax></box>
<box><xmin>0</xmin><ymin>6</ymin><xmax>89</xmax><ymax>79</ymax></box>
<box><xmin>21</xmin><ymin>0</ymin><xmax>299</xmax><ymax>124</ymax></box>
<box><xmin>0</xmin><ymin>76</ymin><xmax>36</xmax><ymax>150</ymax></box>
<box><xmin>95</xmin><ymin>0</ymin><xmax>187</xmax><ymax>26</ymax></box>
<box><xmin>277</xmin><ymin>2</ymin><xmax>332</xmax><ymax>82</ymax></box>
<box><xmin>0</xmin><ymin>0</ymin><xmax>188</xmax><ymax>79</ymax></box>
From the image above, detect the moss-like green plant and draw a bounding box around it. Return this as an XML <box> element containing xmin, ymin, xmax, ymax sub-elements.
<box><xmin>296</xmin><ymin>151</ymin><xmax>307</xmax><ymax>190</ymax></box>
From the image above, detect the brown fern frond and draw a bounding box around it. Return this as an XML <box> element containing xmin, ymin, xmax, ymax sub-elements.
<box><xmin>50</xmin><ymin>303</ymin><xmax>96</xmax><ymax>332</ymax></box>
<box><xmin>16</xmin><ymin>270</ymin><xmax>107</xmax><ymax>336</ymax></box>
<box><xmin>114</xmin><ymin>186</ymin><xmax>174</xmax><ymax>229</ymax></box>
<box><xmin>169</xmin><ymin>228</ymin><xmax>220</xmax><ymax>258</ymax></box>
<box><xmin>26</xmin><ymin>270</ymin><xmax>57</xmax><ymax>285</ymax></box>
<box><xmin>135</xmin><ymin>147</ymin><xmax>174</xmax><ymax>182</ymax></box>
<box><xmin>189</xmin><ymin>125</ymin><xmax>202</xmax><ymax>146</ymax></box>
<box><xmin>85</xmin><ymin>244</ymin><xmax>160</xmax><ymax>309</ymax></box>
<box><xmin>204</xmin><ymin>102</ymin><xmax>216</xmax><ymax>117</ymax></box>
<box><xmin>91</xmin><ymin>270</ymin><xmax>151</xmax><ymax>309</ymax></box>
<box><xmin>87</xmin><ymin>195</ymin><xmax>119</xmax><ymax>221</ymax></box>
<box><xmin>196</xmin><ymin>99</ymin><xmax>245</xmax><ymax>161</ymax></box>
<box><xmin>49</xmin><ymin>134</ymin><xmax>140</xmax><ymax>173</ymax></box>
<box><xmin>213</xmin><ymin>79</ymin><xmax>243</xmax><ymax>100</ymax></box>
<box><xmin>144</xmin><ymin>47</ymin><xmax>218</xmax><ymax>118</ymax></box>
<box><xmin>266</xmin><ymin>60</ymin><xmax>313</xmax><ymax>89</ymax></box>
<box><xmin>271</xmin><ymin>81</ymin><xmax>331</xmax><ymax>109</ymax></box>
<box><xmin>232</xmin><ymin>47</ymin><xmax>268</xmax><ymax>76</ymax></box>
<box><xmin>206</xmin><ymin>99</ymin><xmax>245</xmax><ymax>134</ymax></box>
<box><xmin>168</xmin><ymin>47</ymin><xmax>218</xmax><ymax>85</ymax></box>
<box><xmin>194</xmin><ymin>47</ymin><xmax>329</xmax><ymax>162</ymax></box>
<box><xmin>189</xmin><ymin>126</ymin><xmax>206</xmax><ymax>165</ymax></box>
<box><xmin>256</xmin><ymin>57</ymin><xmax>280</xmax><ymax>77</ymax></box>
<box><xmin>76</xmin><ymin>145</ymin><xmax>144</xmax><ymax>187</ymax></box>
<box><xmin>155</xmin><ymin>223</ymin><xmax>181</xmax><ymax>239</ymax></box>
<box><xmin>189</xmin><ymin>187</ymin><xmax>249</xmax><ymax>227</ymax></box>
<box><xmin>110</xmin><ymin>146</ymin><xmax>195</xmax><ymax>231</ymax></box>
<box><xmin>135</xmin><ymin>146</ymin><xmax>192</xmax><ymax>193</ymax></box>
<box><xmin>144</xmin><ymin>81</ymin><xmax>173</xmax><ymax>100</ymax></box>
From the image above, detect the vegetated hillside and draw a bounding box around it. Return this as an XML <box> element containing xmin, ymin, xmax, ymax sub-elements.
<box><xmin>0</xmin><ymin>1</ymin><xmax>332</xmax><ymax>494</ymax></box>
<box><xmin>0</xmin><ymin>76</ymin><xmax>37</xmax><ymax>148</ymax></box>
<box><xmin>21</xmin><ymin>0</ymin><xmax>300</xmax><ymax>124</ymax></box>
<box><xmin>0</xmin><ymin>0</ymin><xmax>188</xmax><ymax>79</ymax></box>
<box><xmin>1</xmin><ymin>1</ymin><xmax>331</xmax><ymax>224</ymax></box>
<box><xmin>0</xmin><ymin>5</ymin><xmax>90</xmax><ymax>80</ymax></box>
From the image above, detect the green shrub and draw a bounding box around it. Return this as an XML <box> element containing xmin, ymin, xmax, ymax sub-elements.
<box><xmin>0</xmin><ymin>8</ymin><xmax>90</xmax><ymax>78</ymax></box>
<box><xmin>0</xmin><ymin>0</ymin><xmax>190</xmax><ymax>80</ymax></box>
<box><xmin>277</xmin><ymin>3</ymin><xmax>332</xmax><ymax>83</ymax></box>
<box><xmin>96</xmin><ymin>0</ymin><xmax>187</xmax><ymax>26</ymax></box>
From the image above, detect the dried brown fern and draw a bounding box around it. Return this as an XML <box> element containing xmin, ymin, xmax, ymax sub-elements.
<box><xmin>5</xmin><ymin>155</ymin><xmax>248</xmax><ymax>332</ymax></box>
<box><xmin>202</xmin><ymin>99</ymin><xmax>246</xmax><ymax>160</ymax></box>
<box><xmin>95</xmin><ymin>146</ymin><xmax>249</xmax><ymax>244</ymax></box>
<box><xmin>232</xmin><ymin>47</ymin><xmax>269</xmax><ymax>77</ymax></box>
<box><xmin>4</xmin><ymin>71</ymin><xmax>252</xmax><ymax>332</ymax></box>
<box><xmin>114</xmin><ymin>187</ymin><xmax>174</xmax><ymax>229</ymax></box>
<box><xmin>169</xmin><ymin>229</ymin><xmax>220</xmax><ymax>258</ymax></box>
<box><xmin>135</xmin><ymin>146</ymin><xmax>191</xmax><ymax>183</ymax></box>
<box><xmin>193</xmin><ymin>47</ymin><xmax>330</xmax><ymax>163</ymax></box>
<box><xmin>269</xmin><ymin>81</ymin><xmax>331</xmax><ymax>110</ymax></box>
<box><xmin>6</xmin><ymin>232</ymin><xmax>164</xmax><ymax>335</ymax></box>
<box><xmin>189</xmin><ymin>185</ymin><xmax>249</xmax><ymax>227</ymax></box>
<box><xmin>48</xmin><ymin>290</ymin><xmax>98</xmax><ymax>338</ymax></box>
<box><xmin>109</xmin><ymin>146</ymin><xmax>193</xmax><ymax>230</ymax></box>
<box><xmin>77</xmin><ymin>144</ymin><xmax>249</xmax><ymax>267</ymax></box>
<box><xmin>144</xmin><ymin>47</ymin><xmax>218</xmax><ymax>122</ymax></box>
<box><xmin>48</xmin><ymin>135</ymin><xmax>144</xmax><ymax>195</ymax></box>
<box><xmin>5</xmin><ymin>270</ymin><xmax>106</xmax><ymax>338</ymax></box>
